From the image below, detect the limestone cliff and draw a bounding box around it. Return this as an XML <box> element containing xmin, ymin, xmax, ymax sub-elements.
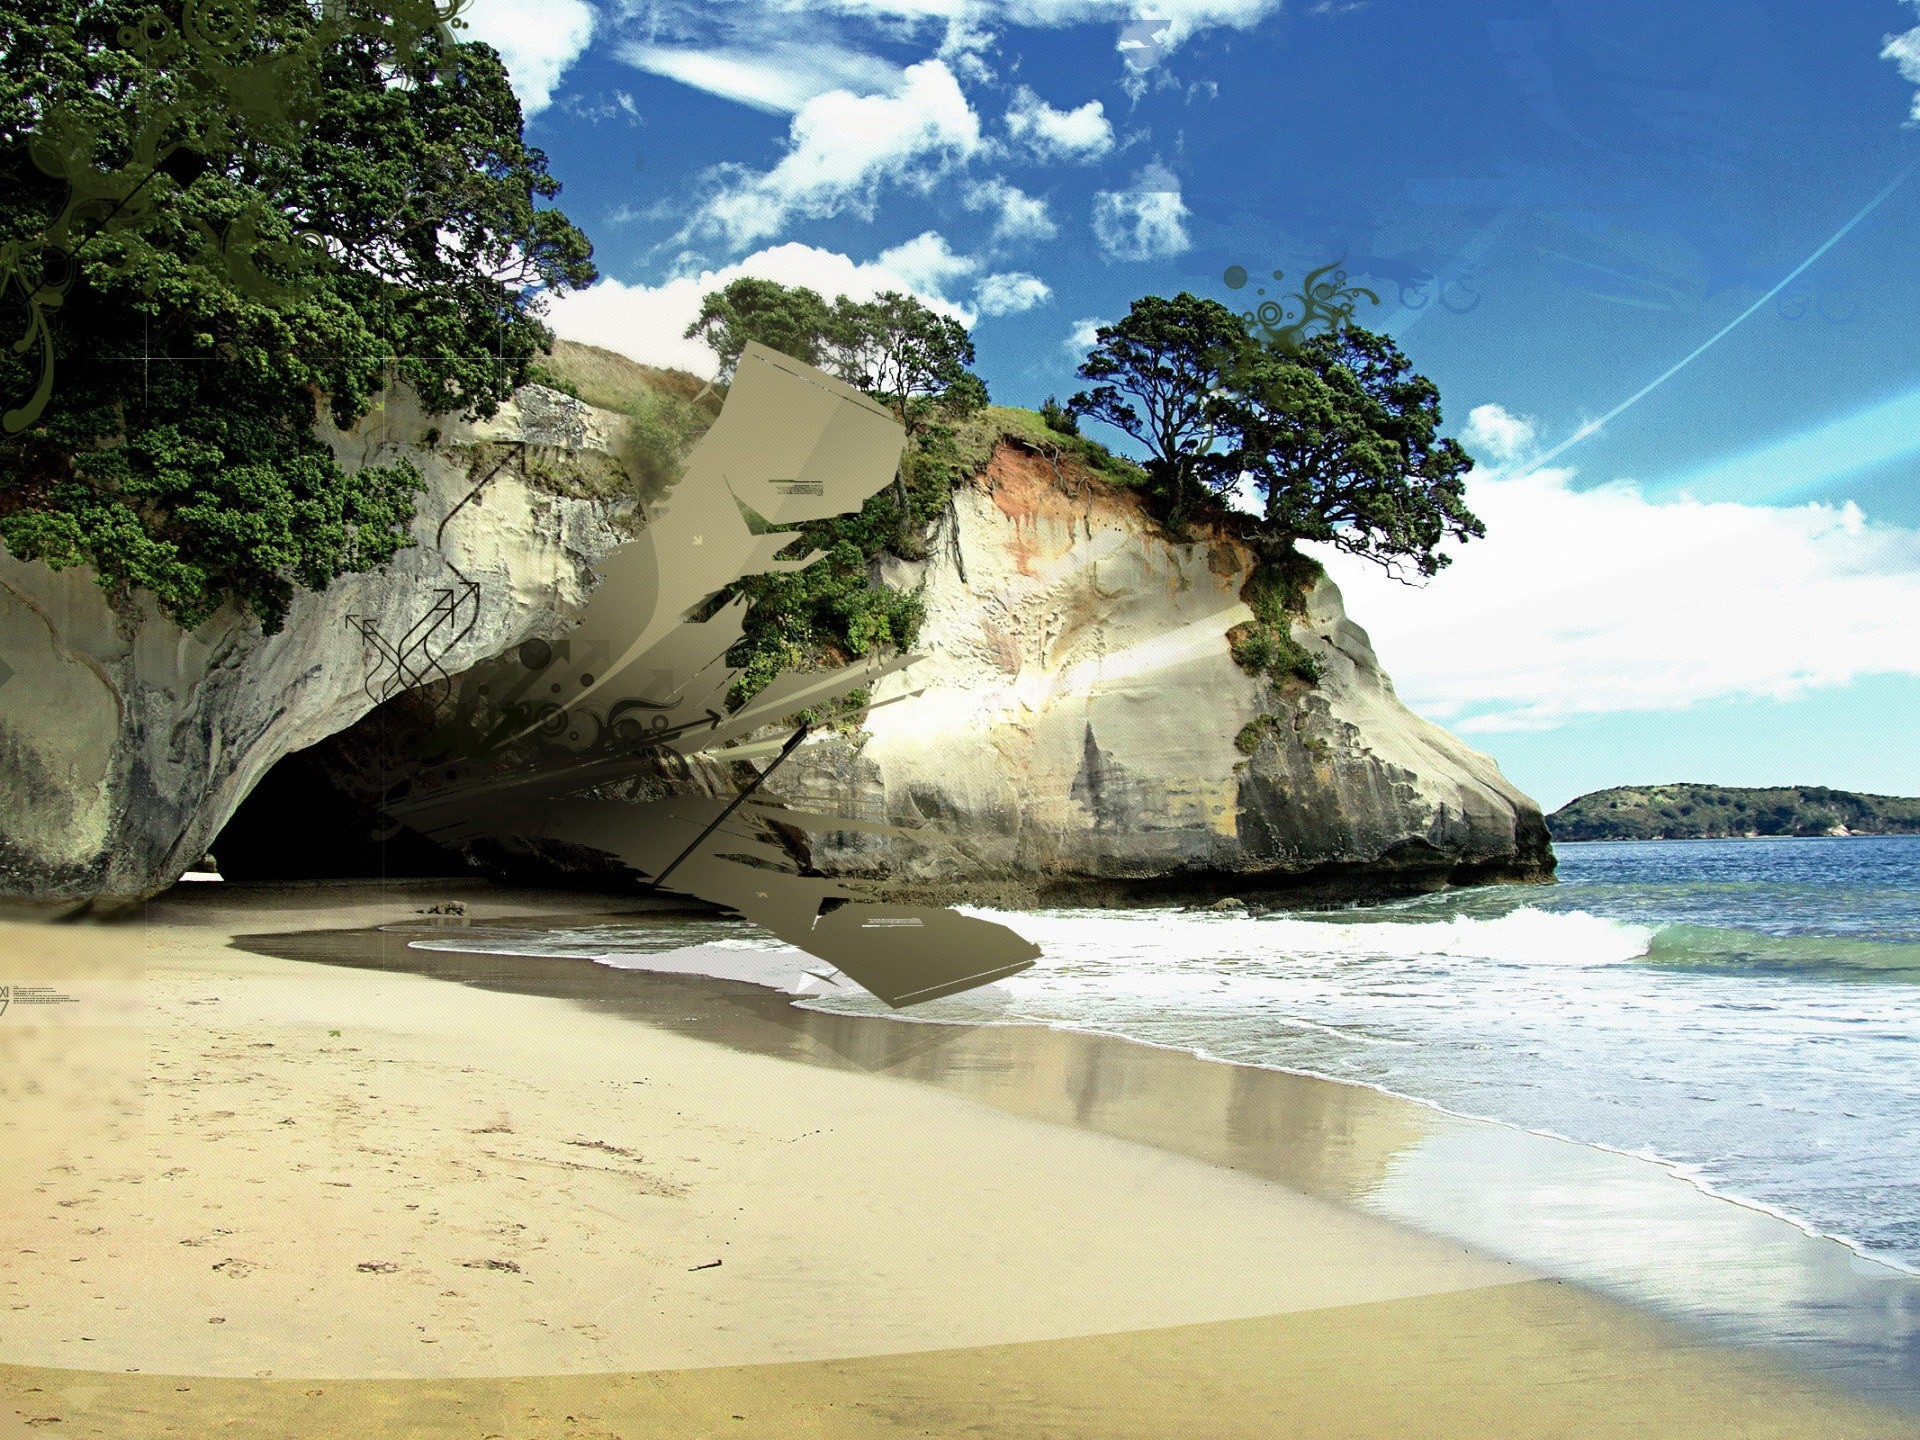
<box><xmin>764</xmin><ymin>442</ymin><xmax>1553</xmax><ymax>905</ymax></box>
<box><xmin>2</xmin><ymin>384</ymin><xmax>1552</xmax><ymax>912</ymax></box>
<box><xmin>0</xmin><ymin>382</ymin><xmax>633</xmax><ymax>913</ymax></box>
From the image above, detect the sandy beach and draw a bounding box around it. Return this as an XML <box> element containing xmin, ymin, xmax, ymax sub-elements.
<box><xmin>3</xmin><ymin>879</ymin><xmax>1916</xmax><ymax>1438</ymax></box>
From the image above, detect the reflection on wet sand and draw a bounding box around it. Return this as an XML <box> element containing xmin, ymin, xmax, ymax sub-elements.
<box><xmin>243</xmin><ymin>915</ymin><xmax>1920</xmax><ymax>1410</ymax></box>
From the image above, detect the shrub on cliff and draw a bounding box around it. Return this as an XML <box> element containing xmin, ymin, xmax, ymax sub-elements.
<box><xmin>0</xmin><ymin>1</ymin><xmax>596</xmax><ymax>632</ymax></box>
<box><xmin>678</xmin><ymin>278</ymin><xmax>996</xmax><ymax>711</ymax></box>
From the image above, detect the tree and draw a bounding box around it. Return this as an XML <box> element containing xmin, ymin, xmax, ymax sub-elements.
<box><xmin>0</xmin><ymin>1</ymin><xmax>597</xmax><ymax>633</ymax></box>
<box><xmin>1067</xmin><ymin>292</ymin><xmax>1249</xmax><ymax>526</ymax></box>
<box><xmin>827</xmin><ymin>290</ymin><xmax>976</xmax><ymax>436</ymax></box>
<box><xmin>683</xmin><ymin>276</ymin><xmax>837</xmax><ymax>381</ymax></box>
<box><xmin>1223</xmin><ymin>326</ymin><xmax>1481</xmax><ymax>579</ymax></box>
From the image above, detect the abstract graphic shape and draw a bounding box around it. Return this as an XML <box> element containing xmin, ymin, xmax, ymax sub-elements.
<box><xmin>1224</xmin><ymin>260</ymin><xmax>1382</xmax><ymax>351</ymax></box>
<box><xmin>347</xmin><ymin>580</ymin><xmax>481</xmax><ymax>704</ymax></box>
<box><xmin>367</xmin><ymin>343</ymin><xmax>1041</xmax><ymax>1006</ymax></box>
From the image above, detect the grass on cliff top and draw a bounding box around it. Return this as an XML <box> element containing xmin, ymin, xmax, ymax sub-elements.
<box><xmin>522</xmin><ymin>338</ymin><xmax>722</xmax><ymax>510</ymax></box>
<box><xmin>535</xmin><ymin>338</ymin><xmax>717</xmax><ymax>414</ymax></box>
<box><xmin>956</xmin><ymin>405</ymin><xmax>1151</xmax><ymax>490</ymax></box>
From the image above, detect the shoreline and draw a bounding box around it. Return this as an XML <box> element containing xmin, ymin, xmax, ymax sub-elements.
<box><xmin>4</xmin><ymin>878</ymin><xmax>1918</xmax><ymax>1437</ymax></box>
<box><xmin>387</xmin><ymin>906</ymin><xmax>1920</xmax><ymax>1402</ymax></box>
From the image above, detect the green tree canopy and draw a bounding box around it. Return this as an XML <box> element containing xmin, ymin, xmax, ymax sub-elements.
<box><xmin>1224</xmin><ymin>326</ymin><xmax>1481</xmax><ymax>578</ymax></box>
<box><xmin>682</xmin><ymin>276</ymin><xmax>838</xmax><ymax>381</ymax></box>
<box><xmin>829</xmin><ymin>290</ymin><xmax>978</xmax><ymax>435</ymax></box>
<box><xmin>0</xmin><ymin>0</ymin><xmax>597</xmax><ymax>632</ymax></box>
<box><xmin>1068</xmin><ymin>293</ymin><xmax>1482</xmax><ymax>578</ymax></box>
<box><xmin>1067</xmin><ymin>292</ymin><xmax>1247</xmax><ymax>524</ymax></box>
<box><xmin>680</xmin><ymin>276</ymin><xmax>990</xmax><ymax>707</ymax></box>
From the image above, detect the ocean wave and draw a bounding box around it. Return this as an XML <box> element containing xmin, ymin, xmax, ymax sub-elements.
<box><xmin>955</xmin><ymin>903</ymin><xmax>1657</xmax><ymax>970</ymax></box>
<box><xmin>1643</xmin><ymin>925</ymin><xmax>1920</xmax><ymax>981</ymax></box>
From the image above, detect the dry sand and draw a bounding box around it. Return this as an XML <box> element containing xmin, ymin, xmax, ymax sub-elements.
<box><xmin>1</xmin><ymin>880</ymin><xmax>1914</xmax><ymax>1437</ymax></box>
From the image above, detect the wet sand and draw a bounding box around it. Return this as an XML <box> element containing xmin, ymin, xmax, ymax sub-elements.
<box><xmin>2</xmin><ymin>878</ymin><xmax>1917</xmax><ymax>1437</ymax></box>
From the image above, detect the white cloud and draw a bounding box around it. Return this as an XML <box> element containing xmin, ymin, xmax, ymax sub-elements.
<box><xmin>874</xmin><ymin>230</ymin><xmax>977</xmax><ymax>297</ymax></box>
<box><xmin>616</xmin><ymin>40</ymin><xmax>902</xmax><ymax>113</ymax></box>
<box><xmin>690</xmin><ymin>59</ymin><xmax>985</xmax><ymax>248</ymax></box>
<box><xmin>458</xmin><ymin>0</ymin><xmax>597</xmax><ymax>118</ymax></box>
<box><xmin>1883</xmin><ymin>14</ymin><xmax>1920</xmax><ymax>122</ymax></box>
<box><xmin>1005</xmin><ymin>85</ymin><xmax>1115</xmax><ymax>161</ymax></box>
<box><xmin>1062</xmin><ymin>315</ymin><xmax>1108</xmax><ymax>357</ymax></box>
<box><xmin>961</xmin><ymin>178</ymin><xmax>1058</xmax><ymax>242</ymax></box>
<box><xmin>1460</xmin><ymin>404</ymin><xmax>1538</xmax><ymax>464</ymax></box>
<box><xmin>610</xmin><ymin>0</ymin><xmax>1281</xmax><ymax>108</ymax></box>
<box><xmin>937</xmin><ymin>13</ymin><xmax>999</xmax><ymax>84</ymax></box>
<box><xmin>1316</xmin><ymin>464</ymin><xmax>1920</xmax><ymax>735</ymax></box>
<box><xmin>1090</xmin><ymin>166</ymin><xmax>1192</xmax><ymax>260</ymax></box>
<box><xmin>543</xmin><ymin>241</ymin><xmax>977</xmax><ymax>376</ymax></box>
<box><xmin>974</xmin><ymin>271</ymin><xmax>1052</xmax><ymax>315</ymax></box>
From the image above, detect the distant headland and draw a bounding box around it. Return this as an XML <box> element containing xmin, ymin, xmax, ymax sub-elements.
<box><xmin>1548</xmin><ymin>785</ymin><xmax>1920</xmax><ymax>841</ymax></box>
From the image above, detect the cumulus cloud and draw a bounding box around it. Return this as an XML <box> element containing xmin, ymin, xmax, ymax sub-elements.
<box><xmin>615</xmin><ymin>39</ymin><xmax>902</xmax><ymax>114</ymax></box>
<box><xmin>872</xmin><ymin>230</ymin><xmax>977</xmax><ymax>298</ymax></box>
<box><xmin>974</xmin><ymin>271</ymin><xmax>1052</xmax><ymax>316</ymax></box>
<box><xmin>1005</xmin><ymin>85</ymin><xmax>1115</xmax><ymax>161</ymax></box>
<box><xmin>689</xmin><ymin>59</ymin><xmax>985</xmax><ymax>248</ymax></box>
<box><xmin>1090</xmin><ymin>165</ymin><xmax>1192</xmax><ymax>260</ymax></box>
<box><xmin>1316</xmin><ymin>464</ymin><xmax>1920</xmax><ymax>734</ymax></box>
<box><xmin>961</xmin><ymin>177</ymin><xmax>1058</xmax><ymax>242</ymax></box>
<box><xmin>1062</xmin><ymin>315</ymin><xmax>1108</xmax><ymax>357</ymax></box>
<box><xmin>1883</xmin><ymin>10</ymin><xmax>1920</xmax><ymax>123</ymax></box>
<box><xmin>459</xmin><ymin>0</ymin><xmax>597</xmax><ymax>118</ymax></box>
<box><xmin>1460</xmin><ymin>404</ymin><xmax>1538</xmax><ymax>464</ymax></box>
<box><xmin>543</xmin><ymin>241</ymin><xmax>978</xmax><ymax>375</ymax></box>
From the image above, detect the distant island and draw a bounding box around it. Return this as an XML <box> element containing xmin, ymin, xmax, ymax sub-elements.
<box><xmin>1548</xmin><ymin>785</ymin><xmax>1920</xmax><ymax>841</ymax></box>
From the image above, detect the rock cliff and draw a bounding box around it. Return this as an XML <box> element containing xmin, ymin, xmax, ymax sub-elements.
<box><xmin>0</xmin><ymin>381</ymin><xmax>632</xmax><ymax>914</ymax></box>
<box><xmin>765</xmin><ymin>442</ymin><xmax>1553</xmax><ymax>905</ymax></box>
<box><xmin>2</xmin><ymin>384</ymin><xmax>1552</xmax><ymax>912</ymax></box>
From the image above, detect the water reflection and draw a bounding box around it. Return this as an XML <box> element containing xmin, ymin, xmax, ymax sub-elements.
<box><xmin>241</xmin><ymin>916</ymin><xmax>1920</xmax><ymax>1410</ymax></box>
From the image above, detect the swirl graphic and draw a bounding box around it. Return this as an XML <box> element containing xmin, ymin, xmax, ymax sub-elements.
<box><xmin>1225</xmin><ymin>260</ymin><xmax>1382</xmax><ymax>351</ymax></box>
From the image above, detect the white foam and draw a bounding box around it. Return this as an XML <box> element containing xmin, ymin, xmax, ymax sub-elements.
<box><xmin>587</xmin><ymin>942</ymin><xmax>829</xmax><ymax>995</ymax></box>
<box><xmin>951</xmin><ymin>903</ymin><xmax>1656</xmax><ymax>970</ymax></box>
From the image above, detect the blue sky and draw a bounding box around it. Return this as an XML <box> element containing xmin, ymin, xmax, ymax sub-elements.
<box><xmin>463</xmin><ymin>0</ymin><xmax>1920</xmax><ymax>811</ymax></box>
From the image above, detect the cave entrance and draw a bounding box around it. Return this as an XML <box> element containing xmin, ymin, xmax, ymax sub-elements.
<box><xmin>211</xmin><ymin>738</ymin><xmax>471</xmax><ymax>882</ymax></box>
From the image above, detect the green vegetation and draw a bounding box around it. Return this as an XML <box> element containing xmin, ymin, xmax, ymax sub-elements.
<box><xmin>675</xmin><ymin>279</ymin><xmax>989</xmax><ymax>713</ymax></box>
<box><xmin>1548</xmin><ymin>785</ymin><xmax>1920</xmax><ymax>841</ymax></box>
<box><xmin>1039</xmin><ymin>394</ymin><xmax>1079</xmax><ymax>437</ymax></box>
<box><xmin>602</xmin><ymin>273</ymin><xmax>1478</xmax><ymax>715</ymax></box>
<box><xmin>1069</xmin><ymin>293</ymin><xmax>1247</xmax><ymax>531</ymax></box>
<box><xmin>1069</xmin><ymin>295</ymin><xmax>1482</xmax><ymax>577</ymax></box>
<box><xmin>0</xmin><ymin>1</ymin><xmax>595</xmax><ymax>633</ymax></box>
<box><xmin>1234</xmin><ymin>713</ymin><xmax>1285</xmax><ymax>755</ymax></box>
<box><xmin>1226</xmin><ymin>548</ymin><xmax>1325</xmax><ymax>682</ymax></box>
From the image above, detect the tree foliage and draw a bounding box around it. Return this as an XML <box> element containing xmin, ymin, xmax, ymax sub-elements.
<box><xmin>1068</xmin><ymin>293</ymin><xmax>1482</xmax><ymax>579</ymax></box>
<box><xmin>829</xmin><ymin>290</ymin><xmax>977</xmax><ymax>435</ymax></box>
<box><xmin>680</xmin><ymin>278</ymin><xmax>993</xmax><ymax>711</ymax></box>
<box><xmin>682</xmin><ymin>277</ymin><xmax>837</xmax><ymax>381</ymax></box>
<box><xmin>1067</xmin><ymin>292</ymin><xmax>1246</xmax><ymax>525</ymax></box>
<box><xmin>0</xmin><ymin>0</ymin><xmax>597</xmax><ymax>631</ymax></box>
<box><xmin>1225</xmin><ymin>326</ymin><xmax>1481</xmax><ymax>579</ymax></box>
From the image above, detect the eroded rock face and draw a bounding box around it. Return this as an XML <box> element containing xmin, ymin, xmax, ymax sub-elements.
<box><xmin>0</xmin><ymin>383</ymin><xmax>631</xmax><ymax>913</ymax></box>
<box><xmin>764</xmin><ymin>444</ymin><xmax>1553</xmax><ymax>906</ymax></box>
<box><xmin>2</xmin><ymin>409</ymin><xmax>1551</xmax><ymax>913</ymax></box>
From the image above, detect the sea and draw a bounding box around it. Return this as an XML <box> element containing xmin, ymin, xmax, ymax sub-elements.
<box><xmin>421</xmin><ymin>835</ymin><xmax>1920</xmax><ymax>1278</ymax></box>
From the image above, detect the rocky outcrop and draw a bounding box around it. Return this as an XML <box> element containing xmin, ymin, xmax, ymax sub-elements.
<box><xmin>0</xmin><ymin>382</ymin><xmax>633</xmax><ymax>914</ymax></box>
<box><xmin>2</xmin><ymin>388</ymin><xmax>1552</xmax><ymax>913</ymax></box>
<box><xmin>761</xmin><ymin>443</ymin><xmax>1553</xmax><ymax>906</ymax></box>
